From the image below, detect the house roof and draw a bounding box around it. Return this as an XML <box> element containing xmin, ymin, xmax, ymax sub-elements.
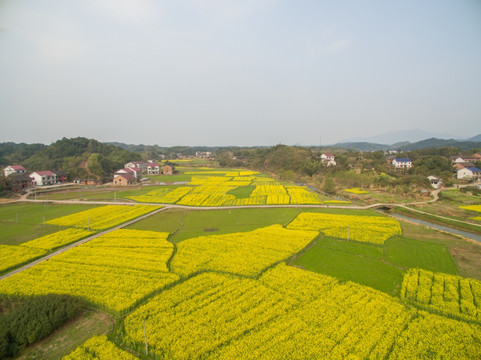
<box><xmin>394</xmin><ymin>158</ymin><xmax>412</xmax><ymax>162</ymax></box>
<box><xmin>147</xmin><ymin>163</ymin><xmax>159</xmax><ymax>167</ymax></box>
<box><xmin>116</xmin><ymin>168</ymin><xmax>134</xmax><ymax>173</ymax></box>
<box><xmin>322</xmin><ymin>153</ymin><xmax>334</xmax><ymax>157</ymax></box>
<box><xmin>9</xmin><ymin>165</ymin><xmax>26</xmax><ymax>171</ymax></box>
<box><xmin>130</xmin><ymin>167</ymin><xmax>142</xmax><ymax>172</ymax></box>
<box><xmin>116</xmin><ymin>173</ymin><xmax>136</xmax><ymax>179</ymax></box>
<box><xmin>33</xmin><ymin>171</ymin><xmax>56</xmax><ymax>176</ymax></box>
<box><xmin>7</xmin><ymin>173</ymin><xmax>32</xmax><ymax>181</ymax></box>
<box><xmin>465</xmin><ymin>167</ymin><xmax>481</xmax><ymax>173</ymax></box>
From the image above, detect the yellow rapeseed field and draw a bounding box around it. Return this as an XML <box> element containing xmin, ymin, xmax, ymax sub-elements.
<box><xmin>401</xmin><ymin>268</ymin><xmax>481</xmax><ymax>322</ymax></box>
<box><xmin>123</xmin><ymin>264</ymin><xmax>481</xmax><ymax>359</ymax></box>
<box><xmin>46</xmin><ymin>205</ymin><xmax>160</xmax><ymax>230</ymax></box>
<box><xmin>287</xmin><ymin>212</ymin><xmax>401</xmax><ymax>244</ymax></box>
<box><xmin>0</xmin><ymin>229</ymin><xmax>178</xmax><ymax>313</ymax></box>
<box><xmin>171</xmin><ymin>225</ymin><xmax>318</xmax><ymax>277</ymax></box>
<box><xmin>63</xmin><ymin>335</ymin><xmax>138</xmax><ymax>360</ymax></box>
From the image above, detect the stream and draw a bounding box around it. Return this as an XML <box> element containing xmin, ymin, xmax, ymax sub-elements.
<box><xmin>379</xmin><ymin>210</ymin><xmax>481</xmax><ymax>243</ymax></box>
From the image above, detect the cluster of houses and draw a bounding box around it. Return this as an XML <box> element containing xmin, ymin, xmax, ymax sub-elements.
<box><xmin>113</xmin><ymin>161</ymin><xmax>175</xmax><ymax>186</ymax></box>
<box><xmin>451</xmin><ymin>153</ymin><xmax>481</xmax><ymax>180</ymax></box>
<box><xmin>3</xmin><ymin>165</ymin><xmax>68</xmax><ymax>192</ymax></box>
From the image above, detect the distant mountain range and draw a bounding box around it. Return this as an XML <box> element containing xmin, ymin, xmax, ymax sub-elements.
<box><xmin>339</xmin><ymin>129</ymin><xmax>460</xmax><ymax>145</ymax></box>
<box><xmin>333</xmin><ymin>129</ymin><xmax>481</xmax><ymax>151</ymax></box>
<box><xmin>333</xmin><ymin>137</ymin><xmax>481</xmax><ymax>152</ymax></box>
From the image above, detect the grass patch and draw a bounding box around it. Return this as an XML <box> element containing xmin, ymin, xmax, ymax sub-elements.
<box><xmin>294</xmin><ymin>237</ymin><xmax>404</xmax><ymax>296</ymax></box>
<box><xmin>0</xmin><ymin>203</ymin><xmax>99</xmax><ymax>245</ymax></box>
<box><xmin>227</xmin><ymin>185</ymin><xmax>256</xmax><ymax>199</ymax></box>
<box><xmin>129</xmin><ymin>208</ymin><xmax>301</xmax><ymax>243</ymax></box>
<box><xmin>384</xmin><ymin>236</ymin><xmax>458</xmax><ymax>274</ymax></box>
<box><xmin>17</xmin><ymin>309</ymin><xmax>114</xmax><ymax>360</ymax></box>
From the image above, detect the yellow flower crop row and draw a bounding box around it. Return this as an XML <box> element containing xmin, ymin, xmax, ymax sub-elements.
<box><xmin>388</xmin><ymin>310</ymin><xmax>481</xmax><ymax>360</ymax></box>
<box><xmin>287</xmin><ymin>212</ymin><xmax>401</xmax><ymax>244</ymax></box>
<box><xmin>250</xmin><ymin>183</ymin><xmax>287</xmax><ymax>197</ymax></box>
<box><xmin>286</xmin><ymin>185</ymin><xmax>321</xmax><ymax>204</ymax></box>
<box><xmin>0</xmin><ymin>229</ymin><xmax>179</xmax><ymax>314</ymax></box>
<box><xmin>459</xmin><ymin>205</ymin><xmax>481</xmax><ymax>213</ymax></box>
<box><xmin>123</xmin><ymin>264</ymin><xmax>481</xmax><ymax>359</ymax></box>
<box><xmin>22</xmin><ymin>228</ymin><xmax>95</xmax><ymax>250</ymax></box>
<box><xmin>322</xmin><ymin>200</ymin><xmax>352</xmax><ymax>204</ymax></box>
<box><xmin>129</xmin><ymin>187</ymin><xmax>192</xmax><ymax>203</ymax></box>
<box><xmin>171</xmin><ymin>225</ymin><xmax>319</xmax><ymax>277</ymax></box>
<box><xmin>63</xmin><ymin>335</ymin><xmax>139</xmax><ymax>360</ymax></box>
<box><xmin>46</xmin><ymin>205</ymin><xmax>160</xmax><ymax>230</ymax></box>
<box><xmin>401</xmin><ymin>268</ymin><xmax>481</xmax><ymax>322</ymax></box>
<box><xmin>344</xmin><ymin>187</ymin><xmax>369</xmax><ymax>194</ymax></box>
<box><xmin>0</xmin><ymin>229</ymin><xmax>94</xmax><ymax>273</ymax></box>
<box><xmin>0</xmin><ymin>245</ymin><xmax>47</xmax><ymax>273</ymax></box>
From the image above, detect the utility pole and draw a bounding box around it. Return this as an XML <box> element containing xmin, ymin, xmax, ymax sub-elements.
<box><xmin>87</xmin><ymin>216</ymin><xmax>90</xmax><ymax>231</ymax></box>
<box><xmin>347</xmin><ymin>226</ymin><xmax>350</xmax><ymax>241</ymax></box>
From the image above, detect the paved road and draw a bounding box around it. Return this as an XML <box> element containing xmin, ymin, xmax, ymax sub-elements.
<box><xmin>0</xmin><ymin>207</ymin><xmax>167</xmax><ymax>281</ymax></box>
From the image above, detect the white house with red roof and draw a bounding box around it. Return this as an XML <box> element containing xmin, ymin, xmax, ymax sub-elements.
<box><xmin>321</xmin><ymin>153</ymin><xmax>336</xmax><ymax>166</ymax></box>
<box><xmin>146</xmin><ymin>162</ymin><xmax>160</xmax><ymax>174</ymax></box>
<box><xmin>3</xmin><ymin>165</ymin><xmax>27</xmax><ymax>177</ymax></box>
<box><xmin>29</xmin><ymin>171</ymin><xmax>57</xmax><ymax>186</ymax></box>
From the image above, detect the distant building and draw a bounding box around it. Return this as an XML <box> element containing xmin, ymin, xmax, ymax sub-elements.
<box><xmin>113</xmin><ymin>173</ymin><xmax>136</xmax><ymax>186</ymax></box>
<box><xmin>5</xmin><ymin>173</ymin><xmax>33</xmax><ymax>192</ymax></box>
<box><xmin>125</xmin><ymin>161</ymin><xmax>147</xmax><ymax>172</ymax></box>
<box><xmin>116</xmin><ymin>167</ymin><xmax>142</xmax><ymax>179</ymax></box>
<box><xmin>457</xmin><ymin>167</ymin><xmax>481</xmax><ymax>180</ymax></box>
<box><xmin>427</xmin><ymin>175</ymin><xmax>442</xmax><ymax>189</ymax></box>
<box><xmin>450</xmin><ymin>156</ymin><xmax>479</xmax><ymax>164</ymax></box>
<box><xmin>321</xmin><ymin>153</ymin><xmax>336</xmax><ymax>166</ymax></box>
<box><xmin>163</xmin><ymin>165</ymin><xmax>175</xmax><ymax>175</ymax></box>
<box><xmin>392</xmin><ymin>158</ymin><xmax>413</xmax><ymax>169</ymax></box>
<box><xmin>146</xmin><ymin>163</ymin><xmax>160</xmax><ymax>174</ymax></box>
<box><xmin>30</xmin><ymin>171</ymin><xmax>57</xmax><ymax>186</ymax></box>
<box><xmin>3</xmin><ymin>165</ymin><xmax>26</xmax><ymax>177</ymax></box>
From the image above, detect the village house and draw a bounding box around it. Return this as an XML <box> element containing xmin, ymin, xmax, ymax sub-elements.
<box><xmin>321</xmin><ymin>153</ymin><xmax>336</xmax><ymax>166</ymax></box>
<box><xmin>146</xmin><ymin>162</ymin><xmax>160</xmax><ymax>174</ymax></box>
<box><xmin>163</xmin><ymin>165</ymin><xmax>175</xmax><ymax>175</ymax></box>
<box><xmin>30</xmin><ymin>171</ymin><xmax>57</xmax><ymax>186</ymax></box>
<box><xmin>116</xmin><ymin>167</ymin><xmax>142</xmax><ymax>179</ymax></box>
<box><xmin>427</xmin><ymin>175</ymin><xmax>442</xmax><ymax>189</ymax></box>
<box><xmin>125</xmin><ymin>161</ymin><xmax>147</xmax><ymax>172</ymax></box>
<box><xmin>3</xmin><ymin>165</ymin><xmax>27</xmax><ymax>177</ymax></box>
<box><xmin>457</xmin><ymin>167</ymin><xmax>481</xmax><ymax>181</ymax></box>
<box><xmin>450</xmin><ymin>156</ymin><xmax>479</xmax><ymax>164</ymax></box>
<box><xmin>392</xmin><ymin>158</ymin><xmax>413</xmax><ymax>169</ymax></box>
<box><xmin>5</xmin><ymin>173</ymin><xmax>33</xmax><ymax>193</ymax></box>
<box><xmin>113</xmin><ymin>173</ymin><xmax>136</xmax><ymax>186</ymax></box>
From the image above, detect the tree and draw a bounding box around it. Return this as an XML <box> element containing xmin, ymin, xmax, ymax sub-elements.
<box><xmin>322</xmin><ymin>178</ymin><xmax>336</xmax><ymax>194</ymax></box>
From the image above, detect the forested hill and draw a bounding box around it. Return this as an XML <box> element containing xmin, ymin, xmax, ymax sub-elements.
<box><xmin>0</xmin><ymin>137</ymin><xmax>141</xmax><ymax>181</ymax></box>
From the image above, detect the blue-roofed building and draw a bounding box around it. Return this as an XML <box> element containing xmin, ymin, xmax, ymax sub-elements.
<box><xmin>392</xmin><ymin>158</ymin><xmax>413</xmax><ymax>169</ymax></box>
<box><xmin>457</xmin><ymin>167</ymin><xmax>481</xmax><ymax>180</ymax></box>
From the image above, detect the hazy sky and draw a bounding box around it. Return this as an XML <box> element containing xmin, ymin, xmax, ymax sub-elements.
<box><xmin>1</xmin><ymin>0</ymin><xmax>480</xmax><ymax>146</ymax></box>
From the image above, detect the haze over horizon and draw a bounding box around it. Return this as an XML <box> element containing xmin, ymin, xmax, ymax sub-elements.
<box><xmin>1</xmin><ymin>1</ymin><xmax>480</xmax><ymax>146</ymax></box>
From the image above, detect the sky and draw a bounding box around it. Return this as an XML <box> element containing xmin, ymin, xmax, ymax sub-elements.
<box><xmin>1</xmin><ymin>0</ymin><xmax>480</xmax><ymax>146</ymax></box>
